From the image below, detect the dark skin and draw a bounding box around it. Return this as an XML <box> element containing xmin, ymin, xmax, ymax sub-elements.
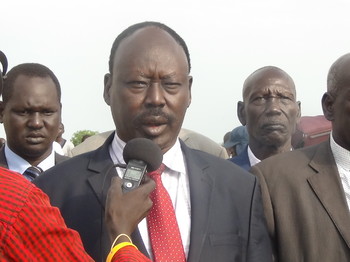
<box><xmin>0</xmin><ymin>75</ymin><xmax>61</xmax><ymax>166</ymax></box>
<box><xmin>105</xmin><ymin>176</ymin><xmax>156</xmax><ymax>244</ymax></box>
<box><xmin>104</xmin><ymin>26</ymin><xmax>192</xmax><ymax>154</ymax></box>
<box><xmin>238</xmin><ymin>67</ymin><xmax>301</xmax><ymax>160</ymax></box>
<box><xmin>322</xmin><ymin>53</ymin><xmax>350</xmax><ymax>151</ymax></box>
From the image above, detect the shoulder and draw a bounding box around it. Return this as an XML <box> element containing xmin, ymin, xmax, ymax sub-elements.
<box><xmin>0</xmin><ymin>168</ymin><xmax>36</xmax><ymax>225</ymax></box>
<box><xmin>182</xmin><ymin>143</ymin><xmax>256</xmax><ymax>185</ymax></box>
<box><xmin>251</xmin><ymin>142</ymin><xmax>327</xmax><ymax>184</ymax></box>
<box><xmin>179</xmin><ymin>128</ymin><xmax>228</xmax><ymax>159</ymax></box>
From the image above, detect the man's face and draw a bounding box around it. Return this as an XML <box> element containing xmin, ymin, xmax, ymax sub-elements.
<box><xmin>104</xmin><ymin>27</ymin><xmax>192</xmax><ymax>153</ymax></box>
<box><xmin>239</xmin><ymin>71</ymin><xmax>300</xmax><ymax>148</ymax></box>
<box><xmin>0</xmin><ymin>75</ymin><xmax>61</xmax><ymax>163</ymax></box>
<box><xmin>323</xmin><ymin>86</ymin><xmax>350</xmax><ymax>151</ymax></box>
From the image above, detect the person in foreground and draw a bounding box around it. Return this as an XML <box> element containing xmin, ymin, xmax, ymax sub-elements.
<box><xmin>0</xmin><ymin>166</ymin><xmax>153</xmax><ymax>261</ymax></box>
<box><xmin>229</xmin><ymin>66</ymin><xmax>300</xmax><ymax>171</ymax></box>
<box><xmin>35</xmin><ymin>22</ymin><xmax>272</xmax><ymax>261</ymax></box>
<box><xmin>250</xmin><ymin>53</ymin><xmax>350</xmax><ymax>261</ymax></box>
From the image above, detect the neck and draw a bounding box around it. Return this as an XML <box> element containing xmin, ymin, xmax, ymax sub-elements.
<box><xmin>249</xmin><ymin>142</ymin><xmax>292</xmax><ymax>161</ymax></box>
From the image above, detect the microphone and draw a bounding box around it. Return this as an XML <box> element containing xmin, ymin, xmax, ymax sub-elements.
<box><xmin>122</xmin><ymin>138</ymin><xmax>163</xmax><ymax>192</ymax></box>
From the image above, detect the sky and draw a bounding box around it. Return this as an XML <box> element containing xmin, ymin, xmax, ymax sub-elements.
<box><xmin>1</xmin><ymin>0</ymin><xmax>350</xmax><ymax>143</ymax></box>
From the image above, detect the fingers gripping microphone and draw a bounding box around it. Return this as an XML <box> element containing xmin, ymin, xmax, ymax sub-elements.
<box><xmin>122</xmin><ymin>138</ymin><xmax>163</xmax><ymax>192</ymax></box>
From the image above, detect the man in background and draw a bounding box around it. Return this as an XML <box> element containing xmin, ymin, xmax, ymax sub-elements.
<box><xmin>223</xmin><ymin>125</ymin><xmax>249</xmax><ymax>158</ymax></box>
<box><xmin>0</xmin><ymin>63</ymin><xmax>68</xmax><ymax>180</ymax></box>
<box><xmin>251</xmin><ymin>53</ymin><xmax>350</xmax><ymax>261</ymax></box>
<box><xmin>56</xmin><ymin>122</ymin><xmax>75</xmax><ymax>156</ymax></box>
<box><xmin>229</xmin><ymin>66</ymin><xmax>300</xmax><ymax>170</ymax></box>
<box><xmin>35</xmin><ymin>21</ymin><xmax>271</xmax><ymax>261</ymax></box>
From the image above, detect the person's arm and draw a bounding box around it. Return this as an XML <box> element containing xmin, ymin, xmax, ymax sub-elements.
<box><xmin>105</xmin><ymin>176</ymin><xmax>155</xmax><ymax>262</ymax></box>
<box><xmin>3</xmin><ymin>184</ymin><xmax>93</xmax><ymax>261</ymax></box>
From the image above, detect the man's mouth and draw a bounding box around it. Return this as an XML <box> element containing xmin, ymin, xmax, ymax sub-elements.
<box><xmin>26</xmin><ymin>133</ymin><xmax>45</xmax><ymax>144</ymax></box>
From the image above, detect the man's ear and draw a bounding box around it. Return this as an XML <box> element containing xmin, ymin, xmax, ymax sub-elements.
<box><xmin>0</xmin><ymin>101</ymin><xmax>4</xmax><ymax>123</ymax></box>
<box><xmin>104</xmin><ymin>73</ymin><xmax>112</xmax><ymax>105</ymax></box>
<box><xmin>187</xmin><ymin>76</ymin><xmax>193</xmax><ymax>107</ymax></box>
<box><xmin>237</xmin><ymin>101</ymin><xmax>246</xmax><ymax>125</ymax></box>
<box><xmin>296</xmin><ymin>100</ymin><xmax>301</xmax><ymax>119</ymax></box>
<box><xmin>322</xmin><ymin>92</ymin><xmax>335</xmax><ymax>121</ymax></box>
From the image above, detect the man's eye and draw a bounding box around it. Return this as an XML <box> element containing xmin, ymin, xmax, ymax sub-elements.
<box><xmin>164</xmin><ymin>82</ymin><xmax>180</xmax><ymax>89</ymax></box>
<box><xmin>16</xmin><ymin>110</ymin><xmax>28</xmax><ymax>115</ymax></box>
<box><xmin>129</xmin><ymin>81</ymin><xmax>148</xmax><ymax>88</ymax></box>
<box><xmin>43</xmin><ymin>111</ymin><xmax>54</xmax><ymax>116</ymax></box>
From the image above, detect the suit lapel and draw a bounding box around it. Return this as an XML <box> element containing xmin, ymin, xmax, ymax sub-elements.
<box><xmin>85</xmin><ymin>133</ymin><xmax>150</xmax><ymax>257</ymax></box>
<box><xmin>307</xmin><ymin>141</ymin><xmax>350</xmax><ymax>248</ymax></box>
<box><xmin>86</xmin><ymin>134</ymin><xmax>117</xmax><ymax>209</ymax></box>
<box><xmin>181</xmin><ymin>142</ymin><xmax>214</xmax><ymax>261</ymax></box>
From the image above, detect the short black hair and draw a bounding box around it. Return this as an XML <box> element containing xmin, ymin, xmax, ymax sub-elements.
<box><xmin>108</xmin><ymin>21</ymin><xmax>191</xmax><ymax>74</ymax></box>
<box><xmin>327</xmin><ymin>53</ymin><xmax>350</xmax><ymax>96</ymax></box>
<box><xmin>3</xmin><ymin>63</ymin><xmax>61</xmax><ymax>104</ymax></box>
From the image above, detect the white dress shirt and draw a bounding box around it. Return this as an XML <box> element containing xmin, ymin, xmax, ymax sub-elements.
<box><xmin>247</xmin><ymin>145</ymin><xmax>261</xmax><ymax>167</ymax></box>
<box><xmin>330</xmin><ymin>133</ymin><xmax>350</xmax><ymax>211</ymax></box>
<box><xmin>4</xmin><ymin>144</ymin><xmax>56</xmax><ymax>174</ymax></box>
<box><xmin>109</xmin><ymin>133</ymin><xmax>191</xmax><ymax>259</ymax></box>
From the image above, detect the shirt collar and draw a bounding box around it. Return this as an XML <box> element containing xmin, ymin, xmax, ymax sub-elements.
<box><xmin>247</xmin><ymin>145</ymin><xmax>261</xmax><ymax>167</ymax></box>
<box><xmin>5</xmin><ymin>144</ymin><xmax>56</xmax><ymax>174</ymax></box>
<box><xmin>330</xmin><ymin>132</ymin><xmax>350</xmax><ymax>171</ymax></box>
<box><xmin>110</xmin><ymin>133</ymin><xmax>186</xmax><ymax>174</ymax></box>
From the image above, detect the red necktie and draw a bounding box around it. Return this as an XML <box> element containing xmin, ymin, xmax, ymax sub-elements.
<box><xmin>147</xmin><ymin>164</ymin><xmax>186</xmax><ymax>262</ymax></box>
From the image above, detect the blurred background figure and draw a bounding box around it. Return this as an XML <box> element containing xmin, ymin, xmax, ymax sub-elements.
<box><xmin>223</xmin><ymin>126</ymin><xmax>249</xmax><ymax>158</ymax></box>
<box><xmin>56</xmin><ymin>123</ymin><xmax>75</xmax><ymax>157</ymax></box>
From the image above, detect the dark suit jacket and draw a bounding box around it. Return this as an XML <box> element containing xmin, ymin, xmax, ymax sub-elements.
<box><xmin>250</xmin><ymin>140</ymin><xmax>350</xmax><ymax>261</ymax></box>
<box><xmin>0</xmin><ymin>146</ymin><xmax>69</xmax><ymax>170</ymax></box>
<box><xmin>35</xmin><ymin>134</ymin><xmax>272</xmax><ymax>262</ymax></box>
<box><xmin>229</xmin><ymin>147</ymin><xmax>251</xmax><ymax>171</ymax></box>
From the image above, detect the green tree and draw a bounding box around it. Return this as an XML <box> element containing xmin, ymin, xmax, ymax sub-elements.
<box><xmin>71</xmin><ymin>130</ymin><xmax>99</xmax><ymax>146</ymax></box>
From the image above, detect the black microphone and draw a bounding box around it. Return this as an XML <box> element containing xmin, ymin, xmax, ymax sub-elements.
<box><xmin>122</xmin><ymin>138</ymin><xmax>163</xmax><ymax>192</ymax></box>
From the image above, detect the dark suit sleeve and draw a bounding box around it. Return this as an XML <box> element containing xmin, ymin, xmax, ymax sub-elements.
<box><xmin>250</xmin><ymin>165</ymin><xmax>276</xmax><ymax>261</ymax></box>
<box><xmin>246</xmin><ymin>176</ymin><xmax>273</xmax><ymax>262</ymax></box>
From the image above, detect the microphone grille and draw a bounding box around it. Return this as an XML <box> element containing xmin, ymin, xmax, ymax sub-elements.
<box><xmin>123</xmin><ymin>138</ymin><xmax>163</xmax><ymax>172</ymax></box>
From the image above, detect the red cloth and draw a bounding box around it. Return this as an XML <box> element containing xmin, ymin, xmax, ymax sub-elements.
<box><xmin>147</xmin><ymin>164</ymin><xmax>186</xmax><ymax>262</ymax></box>
<box><xmin>0</xmin><ymin>167</ymin><xmax>151</xmax><ymax>262</ymax></box>
<box><xmin>0</xmin><ymin>167</ymin><xmax>93</xmax><ymax>261</ymax></box>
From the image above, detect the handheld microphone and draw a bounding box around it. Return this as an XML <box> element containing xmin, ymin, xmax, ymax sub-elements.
<box><xmin>122</xmin><ymin>138</ymin><xmax>163</xmax><ymax>192</ymax></box>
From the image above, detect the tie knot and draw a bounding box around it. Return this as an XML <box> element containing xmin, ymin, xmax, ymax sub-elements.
<box><xmin>148</xmin><ymin>163</ymin><xmax>165</xmax><ymax>178</ymax></box>
<box><xmin>24</xmin><ymin>166</ymin><xmax>43</xmax><ymax>181</ymax></box>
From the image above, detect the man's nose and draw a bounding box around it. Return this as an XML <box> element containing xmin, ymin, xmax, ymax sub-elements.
<box><xmin>28</xmin><ymin>113</ymin><xmax>44</xmax><ymax>128</ymax></box>
<box><xmin>145</xmin><ymin>82</ymin><xmax>166</xmax><ymax>107</ymax></box>
<box><xmin>265</xmin><ymin>97</ymin><xmax>282</xmax><ymax>114</ymax></box>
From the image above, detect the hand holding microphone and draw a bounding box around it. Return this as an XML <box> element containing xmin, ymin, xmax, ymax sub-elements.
<box><xmin>105</xmin><ymin>138</ymin><xmax>162</xmax><ymax>241</ymax></box>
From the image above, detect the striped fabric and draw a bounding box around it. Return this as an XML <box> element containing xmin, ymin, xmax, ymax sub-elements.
<box><xmin>0</xmin><ymin>166</ymin><xmax>150</xmax><ymax>261</ymax></box>
<box><xmin>0</xmin><ymin>167</ymin><xmax>93</xmax><ymax>261</ymax></box>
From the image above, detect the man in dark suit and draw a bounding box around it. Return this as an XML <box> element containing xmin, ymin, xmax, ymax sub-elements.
<box><xmin>35</xmin><ymin>21</ymin><xmax>272</xmax><ymax>262</ymax></box>
<box><xmin>0</xmin><ymin>63</ymin><xmax>67</xmax><ymax>178</ymax></box>
<box><xmin>250</xmin><ymin>53</ymin><xmax>350</xmax><ymax>261</ymax></box>
<box><xmin>229</xmin><ymin>66</ymin><xmax>301</xmax><ymax>170</ymax></box>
